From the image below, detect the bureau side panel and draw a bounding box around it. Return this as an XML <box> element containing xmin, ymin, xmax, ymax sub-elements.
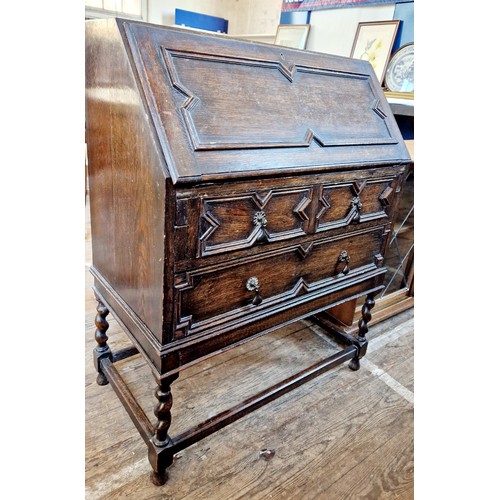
<box><xmin>86</xmin><ymin>19</ymin><xmax>167</xmax><ymax>343</ymax></box>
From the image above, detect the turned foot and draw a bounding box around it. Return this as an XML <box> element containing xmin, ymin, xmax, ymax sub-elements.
<box><xmin>96</xmin><ymin>372</ymin><xmax>109</xmax><ymax>386</ymax></box>
<box><xmin>348</xmin><ymin>357</ymin><xmax>360</xmax><ymax>371</ymax></box>
<box><xmin>150</xmin><ymin>470</ymin><xmax>168</xmax><ymax>486</ymax></box>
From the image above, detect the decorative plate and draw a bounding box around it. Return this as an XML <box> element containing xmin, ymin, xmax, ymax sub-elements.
<box><xmin>385</xmin><ymin>43</ymin><xmax>414</xmax><ymax>93</ymax></box>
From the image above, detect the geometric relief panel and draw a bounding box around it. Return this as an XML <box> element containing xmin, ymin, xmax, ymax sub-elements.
<box><xmin>163</xmin><ymin>49</ymin><xmax>397</xmax><ymax>151</ymax></box>
<box><xmin>199</xmin><ymin>187</ymin><xmax>313</xmax><ymax>256</ymax></box>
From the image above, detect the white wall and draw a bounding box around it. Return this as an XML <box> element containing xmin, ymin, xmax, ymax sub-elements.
<box><xmin>147</xmin><ymin>0</ymin><xmax>282</xmax><ymax>36</ymax></box>
<box><xmin>147</xmin><ymin>0</ymin><xmax>219</xmax><ymax>27</ymax></box>
<box><xmin>307</xmin><ymin>4</ymin><xmax>395</xmax><ymax>57</ymax></box>
<box><xmin>145</xmin><ymin>1</ymin><xmax>397</xmax><ymax>52</ymax></box>
<box><xmin>227</xmin><ymin>0</ymin><xmax>282</xmax><ymax>36</ymax></box>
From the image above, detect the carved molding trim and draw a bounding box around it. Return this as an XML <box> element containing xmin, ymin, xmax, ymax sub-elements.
<box><xmin>316</xmin><ymin>190</ymin><xmax>331</xmax><ymax>222</ymax></box>
<box><xmin>396</xmin><ymin>172</ymin><xmax>405</xmax><ymax>193</ymax></box>
<box><xmin>379</xmin><ymin>186</ymin><xmax>394</xmax><ymax>207</ymax></box>
<box><xmin>316</xmin><ymin>183</ymin><xmax>362</xmax><ymax>231</ymax></box>
<box><xmin>176</xmin><ymin>265</ymin><xmax>383</xmax><ymax>338</ymax></box>
<box><xmin>161</xmin><ymin>48</ymin><xmax>398</xmax><ymax>151</ymax></box>
<box><xmin>175</xmin><ymin>223</ymin><xmax>387</xmax><ymax>337</ymax></box>
<box><xmin>199</xmin><ymin>210</ymin><xmax>221</xmax><ymax>244</ymax></box>
<box><xmin>316</xmin><ymin>178</ymin><xmax>395</xmax><ymax>232</ymax></box>
<box><xmin>352</xmin><ymin>180</ymin><xmax>367</xmax><ymax>196</ymax></box>
<box><xmin>174</xmin><ymin>273</ymin><xmax>194</xmax><ymax>339</ymax></box>
<box><xmin>174</xmin><ymin>313</ymin><xmax>193</xmax><ymax>339</ymax></box>
<box><xmin>372</xmin><ymin>99</ymin><xmax>387</xmax><ymax>119</ymax></box>
<box><xmin>199</xmin><ymin>188</ymin><xmax>312</xmax><ymax>256</ymax></box>
<box><xmin>293</xmin><ymin>195</ymin><xmax>311</xmax><ymax>222</ymax></box>
<box><xmin>252</xmin><ymin>190</ymin><xmax>273</xmax><ymax>210</ymax></box>
<box><xmin>296</xmin><ymin>241</ymin><xmax>315</xmax><ymax>260</ymax></box>
<box><xmin>374</xmin><ymin>253</ymin><xmax>384</xmax><ymax>267</ymax></box>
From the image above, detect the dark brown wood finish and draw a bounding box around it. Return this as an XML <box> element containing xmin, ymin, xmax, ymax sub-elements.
<box><xmin>174</xmin><ymin>166</ymin><xmax>404</xmax><ymax>267</ymax></box>
<box><xmin>93</xmin><ymin>299</ymin><xmax>111</xmax><ymax>386</ymax></box>
<box><xmin>86</xmin><ymin>20</ymin><xmax>168</xmax><ymax>345</ymax></box>
<box><xmin>169</xmin><ymin>345</ymin><xmax>358</xmax><ymax>454</ymax></box>
<box><xmin>174</xmin><ymin>225</ymin><xmax>386</xmax><ymax>337</ymax></box>
<box><xmin>124</xmin><ymin>22</ymin><xmax>408</xmax><ymax>183</ymax></box>
<box><xmin>86</xmin><ymin>17</ymin><xmax>411</xmax><ymax>485</ymax></box>
<box><xmin>320</xmin><ymin>162</ymin><xmax>413</xmax><ymax>334</ymax></box>
<box><xmin>348</xmin><ymin>291</ymin><xmax>376</xmax><ymax>371</ymax></box>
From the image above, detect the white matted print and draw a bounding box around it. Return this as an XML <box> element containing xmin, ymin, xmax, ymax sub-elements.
<box><xmin>350</xmin><ymin>20</ymin><xmax>400</xmax><ymax>84</ymax></box>
<box><xmin>275</xmin><ymin>24</ymin><xmax>311</xmax><ymax>50</ymax></box>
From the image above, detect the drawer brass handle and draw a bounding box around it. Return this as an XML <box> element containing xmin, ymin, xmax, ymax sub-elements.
<box><xmin>338</xmin><ymin>250</ymin><xmax>350</xmax><ymax>275</ymax></box>
<box><xmin>351</xmin><ymin>196</ymin><xmax>362</xmax><ymax>223</ymax></box>
<box><xmin>246</xmin><ymin>277</ymin><xmax>263</xmax><ymax>305</ymax></box>
<box><xmin>253</xmin><ymin>211</ymin><xmax>268</xmax><ymax>228</ymax></box>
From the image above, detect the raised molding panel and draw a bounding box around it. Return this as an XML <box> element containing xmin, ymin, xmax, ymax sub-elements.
<box><xmin>175</xmin><ymin>225</ymin><xmax>387</xmax><ymax>337</ymax></box>
<box><xmin>316</xmin><ymin>177</ymin><xmax>397</xmax><ymax>232</ymax></box>
<box><xmin>162</xmin><ymin>48</ymin><xmax>398</xmax><ymax>151</ymax></box>
<box><xmin>199</xmin><ymin>187</ymin><xmax>314</xmax><ymax>256</ymax></box>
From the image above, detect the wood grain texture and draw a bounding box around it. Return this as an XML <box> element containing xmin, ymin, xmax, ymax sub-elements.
<box><xmin>173</xmin><ymin>166</ymin><xmax>405</xmax><ymax>270</ymax></box>
<box><xmin>86</xmin><ymin>19</ymin><xmax>167</xmax><ymax>344</ymax></box>
<box><xmin>364</xmin><ymin>325</ymin><xmax>414</xmax><ymax>392</ymax></box>
<box><xmin>86</xmin><ymin>198</ymin><xmax>414</xmax><ymax>498</ymax></box>
<box><xmin>164</xmin><ymin>49</ymin><xmax>396</xmax><ymax>149</ymax></box>
<box><xmin>86</xmin><ymin>18</ymin><xmax>409</xmax><ymax>375</ymax></box>
<box><xmin>86</xmin><ymin>17</ymin><xmax>413</xmax><ymax>485</ymax></box>
<box><xmin>199</xmin><ymin>186</ymin><xmax>313</xmax><ymax>256</ymax></box>
<box><xmin>86</xmin><ymin>314</ymin><xmax>414</xmax><ymax>499</ymax></box>
<box><xmin>177</xmin><ymin>225</ymin><xmax>386</xmax><ymax>331</ymax></box>
<box><xmin>86</xmin><ymin>273</ymin><xmax>413</xmax><ymax>499</ymax></box>
<box><xmin>120</xmin><ymin>19</ymin><xmax>410</xmax><ymax>184</ymax></box>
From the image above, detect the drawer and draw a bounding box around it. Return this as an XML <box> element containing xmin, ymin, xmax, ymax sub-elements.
<box><xmin>315</xmin><ymin>176</ymin><xmax>399</xmax><ymax>233</ymax></box>
<box><xmin>173</xmin><ymin>168</ymin><xmax>403</xmax><ymax>264</ymax></box>
<box><xmin>198</xmin><ymin>186</ymin><xmax>314</xmax><ymax>256</ymax></box>
<box><xmin>173</xmin><ymin>225</ymin><xmax>388</xmax><ymax>339</ymax></box>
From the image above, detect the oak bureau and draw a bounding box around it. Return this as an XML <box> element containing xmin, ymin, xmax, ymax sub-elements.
<box><xmin>85</xmin><ymin>18</ymin><xmax>412</xmax><ymax>485</ymax></box>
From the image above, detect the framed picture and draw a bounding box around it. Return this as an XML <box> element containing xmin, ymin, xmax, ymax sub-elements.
<box><xmin>350</xmin><ymin>20</ymin><xmax>400</xmax><ymax>84</ymax></box>
<box><xmin>275</xmin><ymin>24</ymin><xmax>311</xmax><ymax>50</ymax></box>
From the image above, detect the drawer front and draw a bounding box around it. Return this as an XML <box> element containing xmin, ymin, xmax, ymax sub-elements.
<box><xmin>173</xmin><ymin>168</ymin><xmax>403</xmax><ymax>265</ymax></box>
<box><xmin>199</xmin><ymin>186</ymin><xmax>314</xmax><ymax>256</ymax></box>
<box><xmin>315</xmin><ymin>176</ymin><xmax>398</xmax><ymax>232</ymax></box>
<box><xmin>173</xmin><ymin>225</ymin><xmax>388</xmax><ymax>339</ymax></box>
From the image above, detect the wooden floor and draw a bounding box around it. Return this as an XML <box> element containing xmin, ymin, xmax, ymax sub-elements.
<box><xmin>85</xmin><ymin>203</ymin><xmax>414</xmax><ymax>500</ymax></box>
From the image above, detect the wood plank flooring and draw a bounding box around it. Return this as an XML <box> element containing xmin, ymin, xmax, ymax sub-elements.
<box><xmin>85</xmin><ymin>203</ymin><xmax>414</xmax><ymax>500</ymax></box>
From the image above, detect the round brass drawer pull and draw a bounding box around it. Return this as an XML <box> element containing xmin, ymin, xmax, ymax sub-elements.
<box><xmin>338</xmin><ymin>250</ymin><xmax>350</xmax><ymax>275</ymax></box>
<box><xmin>246</xmin><ymin>277</ymin><xmax>263</xmax><ymax>305</ymax></box>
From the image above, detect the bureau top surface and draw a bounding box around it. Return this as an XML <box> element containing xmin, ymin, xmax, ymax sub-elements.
<box><xmin>86</xmin><ymin>18</ymin><xmax>410</xmax><ymax>185</ymax></box>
